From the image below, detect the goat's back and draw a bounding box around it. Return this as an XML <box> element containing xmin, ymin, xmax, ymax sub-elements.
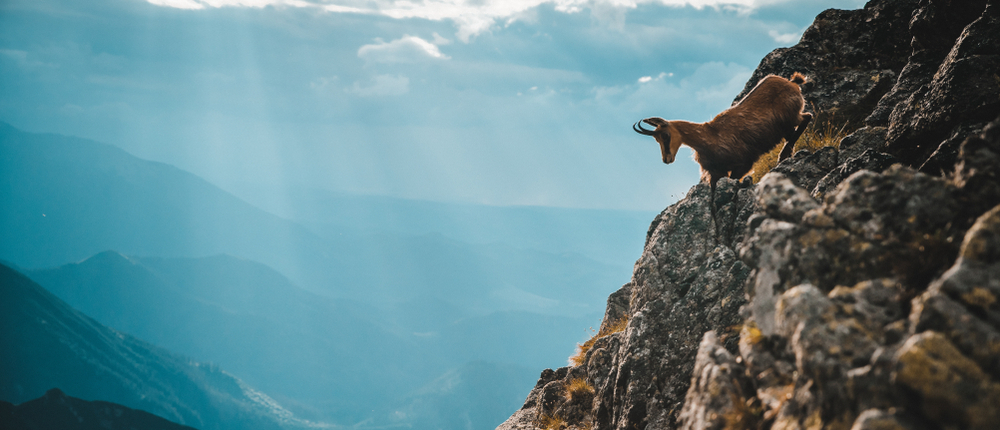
<box><xmin>710</xmin><ymin>74</ymin><xmax>805</xmax><ymax>157</ymax></box>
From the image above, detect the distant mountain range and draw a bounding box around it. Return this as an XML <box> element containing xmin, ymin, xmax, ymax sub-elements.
<box><xmin>236</xmin><ymin>185</ymin><xmax>653</xmax><ymax>267</ymax></box>
<box><xmin>0</xmin><ymin>121</ymin><xmax>636</xmax><ymax>317</ymax></box>
<box><xmin>0</xmin><ymin>263</ymin><xmax>310</xmax><ymax>430</ymax></box>
<box><xmin>23</xmin><ymin>250</ymin><xmax>594</xmax><ymax>425</ymax></box>
<box><xmin>0</xmin><ymin>121</ymin><xmax>346</xmax><ymax>300</ymax></box>
<box><xmin>2</xmin><ymin>388</ymin><xmax>197</xmax><ymax>430</ymax></box>
<box><xmin>382</xmin><ymin>361</ymin><xmax>540</xmax><ymax>430</ymax></box>
<box><xmin>24</xmin><ymin>251</ymin><xmax>414</xmax><ymax>423</ymax></box>
<box><xmin>0</xmin><ymin>122</ymin><xmax>644</xmax><ymax>428</ymax></box>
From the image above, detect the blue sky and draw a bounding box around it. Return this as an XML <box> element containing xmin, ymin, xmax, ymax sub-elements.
<box><xmin>0</xmin><ymin>0</ymin><xmax>863</xmax><ymax>210</ymax></box>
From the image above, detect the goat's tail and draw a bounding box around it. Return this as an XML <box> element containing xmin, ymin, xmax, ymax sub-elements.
<box><xmin>789</xmin><ymin>72</ymin><xmax>807</xmax><ymax>85</ymax></box>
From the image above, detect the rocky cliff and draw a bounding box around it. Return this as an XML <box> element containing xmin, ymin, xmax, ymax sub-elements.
<box><xmin>498</xmin><ymin>0</ymin><xmax>1000</xmax><ymax>429</ymax></box>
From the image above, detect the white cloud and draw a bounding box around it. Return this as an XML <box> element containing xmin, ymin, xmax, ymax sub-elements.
<box><xmin>589</xmin><ymin>0</ymin><xmax>635</xmax><ymax>30</ymax></box>
<box><xmin>347</xmin><ymin>74</ymin><xmax>410</xmax><ymax>96</ymax></box>
<box><xmin>768</xmin><ymin>29</ymin><xmax>799</xmax><ymax>44</ymax></box>
<box><xmin>637</xmin><ymin>72</ymin><xmax>669</xmax><ymax>83</ymax></box>
<box><xmin>320</xmin><ymin>3</ymin><xmax>368</xmax><ymax>13</ymax></box>
<box><xmin>143</xmin><ymin>0</ymin><xmax>792</xmax><ymax>42</ymax></box>
<box><xmin>431</xmin><ymin>32</ymin><xmax>452</xmax><ymax>46</ymax></box>
<box><xmin>591</xmin><ymin>62</ymin><xmax>752</xmax><ymax>120</ymax></box>
<box><xmin>200</xmin><ymin>0</ymin><xmax>314</xmax><ymax>7</ymax></box>
<box><xmin>146</xmin><ymin>0</ymin><xmax>206</xmax><ymax>9</ymax></box>
<box><xmin>358</xmin><ymin>35</ymin><xmax>450</xmax><ymax>63</ymax></box>
<box><xmin>147</xmin><ymin>0</ymin><xmax>312</xmax><ymax>9</ymax></box>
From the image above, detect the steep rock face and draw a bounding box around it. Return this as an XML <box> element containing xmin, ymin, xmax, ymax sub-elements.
<box><xmin>498</xmin><ymin>0</ymin><xmax>1000</xmax><ymax>429</ymax></box>
<box><xmin>879</xmin><ymin>0</ymin><xmax>998</xmax><ymax>170</ymax></box>
<box><xmin>500</xmin><ymin>179</ymin><xmax>755</xmax><ymax>430</ymax></box>
<box><xmin>731</xmin><ymin>120</ymin><xmax>1000</xmax><ymax>429</ymax></box>
<box><xmin>733</xmin><ymin>0</ymin><xmax>918</xmax><ymax>129</ymax></box>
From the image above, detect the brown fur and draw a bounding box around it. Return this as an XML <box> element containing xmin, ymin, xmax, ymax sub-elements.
<box><xmin>635</xmin><ymin>73</ymin><xmax>813</xmax><ymax>185</ymax></box>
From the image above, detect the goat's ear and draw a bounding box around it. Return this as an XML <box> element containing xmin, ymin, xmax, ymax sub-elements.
<box><xmin>643</xmin><ymin>117</ymin><xmax>669</xmax><ymax>128</ymax></box>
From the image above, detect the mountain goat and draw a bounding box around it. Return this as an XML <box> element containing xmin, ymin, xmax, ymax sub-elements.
<box><xmin>633</xmin><ymin>72</ymin><xmax>813</xmax><ymax>185</ymax></box>
<box><xmin>633</xmin><ymin>72</ymin><xmax>813</xmax><ymax>235</ymax></box>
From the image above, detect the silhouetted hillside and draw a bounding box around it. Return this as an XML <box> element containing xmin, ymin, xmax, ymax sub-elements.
<box><xmin>0</xmin><ymin>262</ymin><xmax>310</xmax><ymax>430</ymax></box>
<box><xmin>25</xmin><ymin>251</ymin><xmax>437</xmax><ymax>423</ymax></box>
<box><xmin>1</xmin><ymin>388</ymin><xmax>197</xmax><ymax>430</ymax></box>
<box><xmin>24</xmin><ymin>251</ymin><xmax>598</xmax><ymax>426</ymax></box>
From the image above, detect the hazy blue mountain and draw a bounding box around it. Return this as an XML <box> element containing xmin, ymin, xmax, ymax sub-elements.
<box><xmin>25</xmin><ymin>251</ymin><xmax>425</xmax><ymax>423</ymax></box>
<box><xmin>25</xmin><ymin>251</ymin><xmax>596</xmax><ymax>425</ymax></box>
<box><xmin>435</xmin><ymin>311</ymin><xmax>599</xmax><ymax>369</ymax></box>
<box><xmin>379</xmin><ymin>361</ymin><xmax>540</xmax><ymax>430</ymax></box>
<box><xmin>237</xmin><ymin>186</ymin><xmax>654</xmax><ymax>267</ymax></box>
<box><xmin>0</xmin><ymin>122</ymin><xmax>630</xmax><ymax>317</ymax></box>
<box><xmin>0</xmin><ymin>121</ymin><xmax>334</xmax><ymax>288</ymax></box>
<box><xmin>1</xmin><ymin>388</ymin><xmax>197</xmax><ymax>430</ymax></box>
<box><xmin>0</xmin><ymin>263</ymin><xmax>313</xmax><ymax>430</ymax></box>
<box><xmin>1</xmin><ymin>122</ymin><xmax>636</xmax><ymax>428</ymax></box>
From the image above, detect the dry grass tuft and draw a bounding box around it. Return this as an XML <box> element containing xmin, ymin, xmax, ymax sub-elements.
<box><xmin>721</xmin><ymin>392</ymin><xmax>761</xmax><ymax>430</ymax></box>
<box><xmin>740</xmin><ymin>322</ymin><xmax>764</xmax><ymax>347</ymax></box>
<box><xmin>565</xmin><ymin>378</ymin><xmax>595</xmax><ymax>402</ymax></box>
<box><xmin>749</xmin><ymin>118</ymin><xmax>852</xmax><ymax>183</ymax></box>
<box><xmin>538</xmin><ymin>413</ymin><xmax>566</xmax><ymax>430</ymax></box>
<box><xmin>569</xmin><ymin>316</ymin><xmax>629</xmax><ymax>366</ymax></box>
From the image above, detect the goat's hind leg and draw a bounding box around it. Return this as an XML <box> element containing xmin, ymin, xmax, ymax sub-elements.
<box><xmin>779</xmin><ymin>112</ymin><xmax>813</xmax><ymax>161</ymax></box>
<box><xmin>730</xmin><ymin>164</ymin><xmax>753</xmax><ymax>187</ymax></box>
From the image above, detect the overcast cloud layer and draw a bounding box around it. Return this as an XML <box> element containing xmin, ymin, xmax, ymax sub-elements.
<box><xmin>0</xmin><ymin>0</ymin><xmax>863</xmax><ymax>210</ymax></box>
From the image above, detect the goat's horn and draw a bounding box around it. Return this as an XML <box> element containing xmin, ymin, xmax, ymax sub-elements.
<box><xmin>633</xmin><ymin>121</ymin><xmax>655</xmax><ymax>136</ymax></box>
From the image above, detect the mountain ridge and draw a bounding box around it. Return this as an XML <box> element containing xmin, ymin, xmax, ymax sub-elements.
<box><xmin>1</xmin><ymin>388</ymin><xmax>198</xmax><ymax>430</ymax></box>
<box><xmin>0</xmin><ymin>122</ymin><xmax>628</xmax><ymax>317</ymax></box>
<box><xmin>0</xmin><ymin>262</ymin><xmax>310</xmax><ymax>430</ymax></box>
<box><xmin>24</xmin><ymin>249</ymin><xmax>603</xmax><ymax>426</ymax></box>
<box><xmin>24</xmin><ymin>249</ymin><xmax>441</xmax><ymax>423</ymax></box>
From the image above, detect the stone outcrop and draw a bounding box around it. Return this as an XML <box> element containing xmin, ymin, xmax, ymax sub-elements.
<box><xmin>497</xmin><ymin>0</ymin><xmax>1000</xmax><ymax>429</ymax></box>
<box><xmin>733</xmin><ymin>0</ymin><xmax>918</xmax><ymax>130</ymax></box>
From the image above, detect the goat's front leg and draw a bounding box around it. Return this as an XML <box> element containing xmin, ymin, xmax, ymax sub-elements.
<box><xmin>729</xmin><ymin>164</ymin><xmax>753</xmax><ymax>181</ymax></box>
<box><xmin>779</xmin><ymin>112</ymin><xmax>813</xmax><ymax>161</ymax></box>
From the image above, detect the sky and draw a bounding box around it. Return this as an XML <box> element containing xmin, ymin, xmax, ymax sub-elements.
<box><xmin>0</xmin><ymin>0</ymin><xmax>865</xmax><ymax>211</ymax></box>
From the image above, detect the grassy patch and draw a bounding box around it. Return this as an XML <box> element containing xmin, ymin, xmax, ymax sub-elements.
<box><xmin>740</xmin><ymin>323</ymin><xmax>764</xmax><ymax>346</ymax></box>
<box><xmin>749</xmin><ymin>119</ymin><xmax>851</xmax><ymax>183</ymax></box>
<box><xmin>569</xmin><ymin>316</ymin><xmax>629</xmax><ymax>366</ymax></box>
<box><xmin>721</xmin><ymin>391</ymin><xmax>761</xmax><ymax>430</ymax></box>
<box><xmin>565</xmin><ymin>378</ymin><xmax>595</xmax><ymax>402</ymax></box>
<box><xmin>538</xmin><ymin>414</ymin><xmax>566</xmax><ymax>430</ymax></box>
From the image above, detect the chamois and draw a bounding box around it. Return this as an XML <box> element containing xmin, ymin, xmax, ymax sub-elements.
<box><xmin>634</xmin><ymin>72</ymin><xmax>812</xmax><ymax>182</ymax></box>
<box><xmin>633</xmin><ymin>72</ymin><xmax>812</xmax><ymax>233</ymax></box>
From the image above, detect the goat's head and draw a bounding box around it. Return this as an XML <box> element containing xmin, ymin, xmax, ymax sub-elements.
<box><xmin>633</xmin><ymin>117</ymin><xmax>681</xmax><ymax>164</ymax></box>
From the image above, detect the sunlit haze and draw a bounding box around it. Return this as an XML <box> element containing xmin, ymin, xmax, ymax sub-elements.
<box><xmin>1</xmin><ymin>0</ymin><xmax>862</xmax><ymax>211</ymax></box>
<box><xmin>1</xmin><ymin>0</ymin><xmax>865</xmax><ymax>427</ymax></box>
